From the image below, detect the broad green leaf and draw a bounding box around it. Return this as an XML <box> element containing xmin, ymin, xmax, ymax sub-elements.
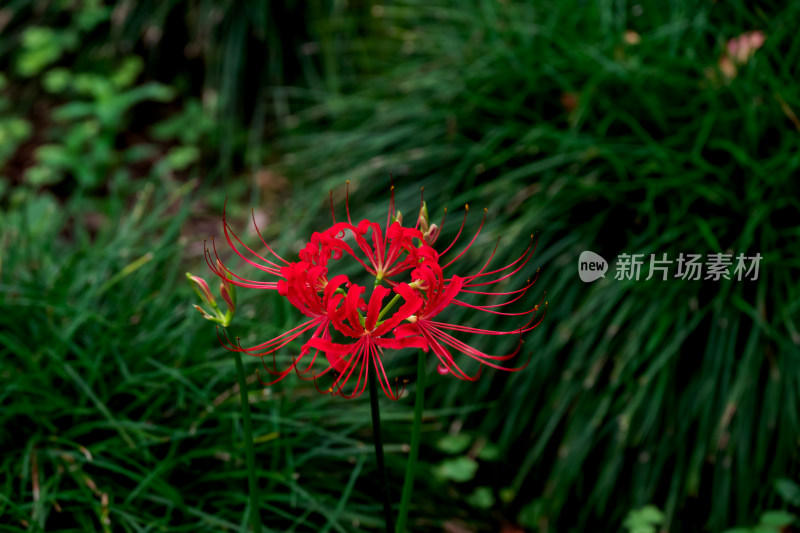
<box><xmin>759</xmin><ymin>510</ymin><xmax>795</xmax><ymax>527</ymax></box>
<box><xmin>434</xmin><ymin>457</ymin><xmax>478</xmax><ymax>482</ymax></box>
<box><xmin>436</xmin><ymin>434</ymin><xmax>471</xmax><ymax>454</ymax></box>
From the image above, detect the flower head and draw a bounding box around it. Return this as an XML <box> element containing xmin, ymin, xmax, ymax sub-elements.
<box><xmin>203</xmin><ymin>184</ymin><xmax>545</xmax><ymax>399</ymax></box>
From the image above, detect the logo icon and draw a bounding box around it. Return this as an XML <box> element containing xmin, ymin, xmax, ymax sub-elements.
<box><xmin>579</xmin><ymin>251</ymin><xmax>608</xmax><ymax>282</ymax></box>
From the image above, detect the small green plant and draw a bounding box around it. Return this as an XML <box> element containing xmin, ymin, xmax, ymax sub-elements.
<box><xmin>26</xmin><ymin>56</ymin><xmax>174</xmax><ymax>188</ymax></box>
<box><xmin>13</xmin><ymin>0</ymin><xmax>110</xmax><ymax>78</ymax></box>
<box><xmin>623</xmin><ymin>505</ymin><xmax>666</xmax><ymax>533</ymax></box>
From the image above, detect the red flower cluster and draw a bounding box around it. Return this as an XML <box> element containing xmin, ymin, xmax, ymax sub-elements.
<box><xmin>207</xmin><ymin>184</ymin><xmax>545</xmax><ymax>399</ymax></box>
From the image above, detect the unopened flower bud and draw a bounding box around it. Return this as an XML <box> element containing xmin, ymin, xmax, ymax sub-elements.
<box><xmin>417</xmin><ymin>202</ymin><xmax>430</xmax><ymax>234</ymax></box>
<box><xmin>220</xmin><ymin>279</ymin><xmax>236</xmax><ymax>313</ymax></box>
<box><xmin>187</xmin><ymin>273</ymin><xmax>216</xmax><ymax>306</ymax></box>
<box><xmin>187</xmin><ymin>271</ymin><xmax>235</xmax><ymax>327</ymax></box>
<box><xmin>424</xmin><ymin>223</ymin><xmax>439</xmax><ymax>245</ymax></box>
<box><xmin>393</xmin><ymin>210</ymin><xmax>403</xmax><ymax>225</ymax></box>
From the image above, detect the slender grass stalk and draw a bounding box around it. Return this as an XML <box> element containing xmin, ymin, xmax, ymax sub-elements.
<box><xmin>368</xmin><ymin>360</ymin><xmax>395</xmax><ymax>533</ymax></box>
<box><xmin>233</xmin><ymin>350</ymin><xmax>263</xmax><ymax>533</ymax></box>
<box><xmin>396</xmin><ymin>350</ymin><xmax>426</xmax><ymax>533</ymax></box>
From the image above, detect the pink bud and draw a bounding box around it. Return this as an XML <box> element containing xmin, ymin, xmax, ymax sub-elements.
<box><xmin>216</xmin><ymin>259</ymin><xmax>230</xmax><ymax>280</ymax></box>
<box><xmin>425</xmin><ymin>224</ymin><xmax>439</xmax><ymax>245</ymax></box>
<box><xmin>748</xmin><ymin>31</ymin><xmax>765</xmax><ymax>49</ymax></box>
<box><xmin>220</xmin><ymin>281</ymin><xmax>235</xmax><ymax>313</ymax></box>
<box><xmin>187</xmin><ymin>273</ymin><xmax>215</xmax><ymax>305</ymax></box>
<box><xmin>726</xmin><ymin>30</ymin><xmax>766</xmax><ymax>67</ymax></box>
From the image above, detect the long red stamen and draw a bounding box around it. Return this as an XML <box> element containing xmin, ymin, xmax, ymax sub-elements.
<box><xmin>452</xmin><ymin>298</ymin><xmax>537</xmax><ymax>316</ymax></box>
<box><xmin>222</xmin><ymin>199</ymin><xmax>284</xmax><ymax>272</ymax></box>
<box><xmin>439</xmin><ymin>205</ymin><xmax>469</xmax><ymax>257</ymax></box>
<box><xmin>432</xmin><ymin>207</ymin><xmax>447</xmax><ymax>246</ymax></box>
<box><xmin>461</xmin><ymin>237</ymin><xmax>536</xmax><ymax>288</ymax></box>
<box><xmin>205</xmin><ymin>241</ymin><xmax>276</xmax><ymax>289</ymax></box>
<box><xmin>330</xmin><ymin>340</ymin><xmax>364</xmax><ymax>397</ymax></box>
<box><xmin>341</xmin><ymin>342</ymin><xmax>370</xmax><ymax>399</ymax></box>
<box><xmin>387</xmin><ymin>183</ymin><xmax>395</xmax><ymax>230</ymax></box>
<box><xmin>372</xmin><ymin>341</ymin><xmax>400</xmax><ymax>400</ymax></box>
<box><xmin>461</xmin><ymin>269</ymin><xmax>539</xmax><ymax>297</ymax></box>
<box><xmin>249</xmin><ymin>208</ymin><xmax>290</xmax><ymax>266</ymax></box>
<box><xmin>345</xmin><ymin>180</ymin><xmax>352</xmax><ymax>224</ymax></box>
<box><xmin>442</xmin><ymin>207</ymin><xmax>487</xmax><ymax>269</ymax></box>
<box><xmin>463</xmin><ymin>232</ymin><xmax>538</xmax><ymax>285</ymax></box>
<box><xmin>420</xmin><ymin>327</ymin><xmax>482</xmax><ymax>381</ymax></box>
<box><xmin>428</xmin><ymin>298</ymin><xmax>547</xmax><ymax>335</ymax></box>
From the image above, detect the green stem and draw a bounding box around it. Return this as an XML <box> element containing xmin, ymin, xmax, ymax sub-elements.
<box><xmin>376</xmin><ymin>293</ymin><xmax>403</xmax><ymax>322</ymax></box>
<box><xmin>395</xmin><ymin>350</ymin><xmax>426</xmax><ymax>533</ymax></box>
<box><xmin>233</xmin><ymin>350</ymin><xmax>263</xmax><ymax>533</ymax></box>
<box><xmin>368</xmin><ymin>360</ymin><xmax>395</xmax><ymax>533</ymax></box>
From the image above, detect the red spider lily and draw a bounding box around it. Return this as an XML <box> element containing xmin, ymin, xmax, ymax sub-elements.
<box><xmin>206</xmin><ymin>185</ymin><xmax>544</xmax><ymax>399</ymax></box>
<box><xmin>208</xmin><ymin>206</ymin><xmax>431</xmax><ymax>395</ymax></box>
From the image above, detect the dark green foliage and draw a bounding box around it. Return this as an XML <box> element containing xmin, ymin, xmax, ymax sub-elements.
<box><xmin>2</xmin><ymin>0</ymin><xmax>799</xmax><ymax>532</ymax></box>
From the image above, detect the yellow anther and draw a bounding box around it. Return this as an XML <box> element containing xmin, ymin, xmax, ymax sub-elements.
<box><xmin>346</xmin><ymin>180</ymin><xmax>350</xmax><ymax>184</ymax></box>
<box><xmin>484</xmin><ymin>207</ymin><xmax>487</xmax><ymax>212</ymax></box>
<box><xmin>465</xmin><ymin>204</ymin><xmax>469</xmax><ymax>210</ymax></box>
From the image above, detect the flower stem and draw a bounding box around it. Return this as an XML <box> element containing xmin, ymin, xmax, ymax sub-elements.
<box><xmin>233</xmin><ymin>350</ymin><xmax>263</xmax><ymax>533</ymax></box>
<box><xmin>377</xmin><ymin>292</ymin><xmax>403</xmax><ymax>322</ymax></box>
<box><xmin>368</xmin><ymin>360</ymin><xmax>395</xmax><ymax>533</ymax></box>
<box><xmin>395</xmin><ymin>350</ymin><xmax>426</xmax><ymax>533</ymax></box>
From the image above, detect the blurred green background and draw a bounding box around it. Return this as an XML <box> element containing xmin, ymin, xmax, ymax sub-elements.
<box><xmin>1</xmin><ymin>1</ymin><xmax>799</xmax><ymax>532</ymax></box>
